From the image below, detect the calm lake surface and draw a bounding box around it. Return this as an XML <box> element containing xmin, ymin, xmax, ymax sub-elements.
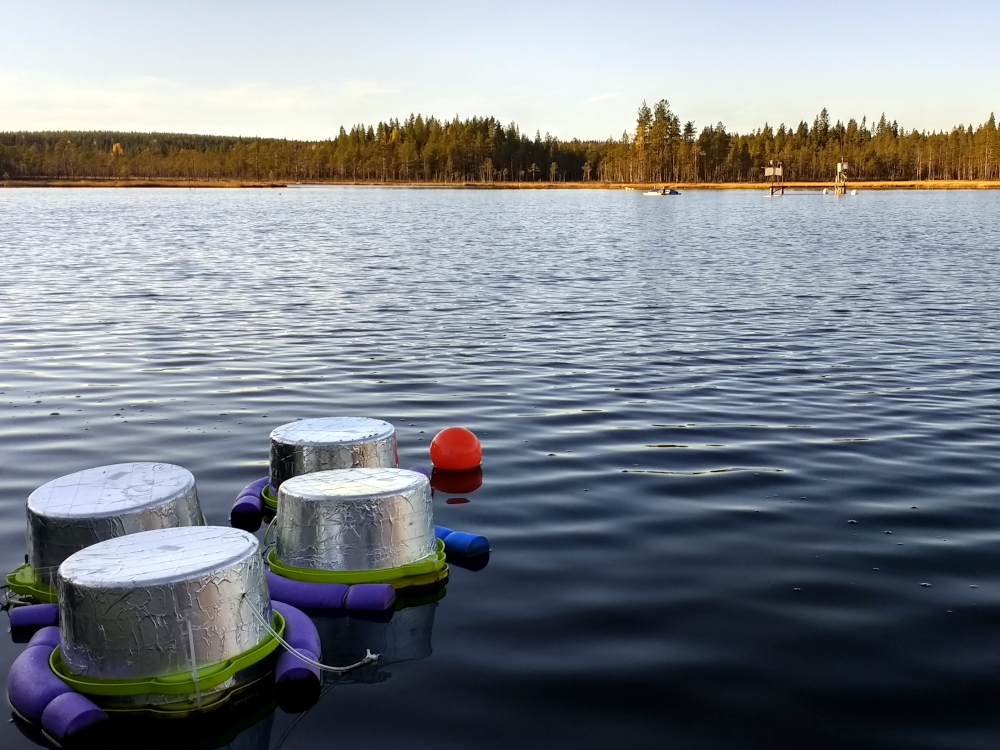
<box><xmin>1</xmin><ymin>186</ymin><xmax>999</xmax><ymax>749</ymax></box>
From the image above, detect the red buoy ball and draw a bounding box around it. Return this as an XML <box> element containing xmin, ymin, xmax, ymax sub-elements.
<box><xmin>430</xmin><ymin>427</ymin><xmax>482</xmax><ymax>471</ymax></box>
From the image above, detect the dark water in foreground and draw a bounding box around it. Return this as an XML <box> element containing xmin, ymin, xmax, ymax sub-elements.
<box><xmin>1</xmin><ymin>186</ymin><xmax>999</xmax><ymax>749</ymax></box>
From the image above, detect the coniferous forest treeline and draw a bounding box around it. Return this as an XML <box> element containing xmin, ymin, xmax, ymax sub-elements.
<box><xmin>2</xmin><ymin>101</ymin><xmax>998</xmax><ymax>183</ymax></box>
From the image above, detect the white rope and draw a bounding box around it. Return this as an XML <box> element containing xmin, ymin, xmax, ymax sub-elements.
<box><xmin>245</xmin><ymin>599</ymin><xmax>379</xmax><ymax>674</ymax></box>
<box><xmin>186</xmin><ymin>619</ymin><xmax>203</xmax><ymax>708</ymax></box>
<box><xmin>263</xmin><ymin>515</ymin><xmax>277</xmax><ymax>554</ymax></box>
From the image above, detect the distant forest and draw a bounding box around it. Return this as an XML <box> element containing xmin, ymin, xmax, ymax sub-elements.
<box><xmin>2</xmin><ymin>101</ymin><xmax>998</xmax><ymax>183</ymax></box>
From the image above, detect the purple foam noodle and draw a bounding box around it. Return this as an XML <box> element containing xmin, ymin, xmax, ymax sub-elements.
<box><xmin>6</xmin><ymin>645</ymin><xmax>72</xmax><ymax>722</ymax></box>
<box><xmin>275</xmin><ymin>647</ymin><xmax>321</xmax><ymax>685</ymax></box>
<box><xmin>231</xmin><ymin>492</ymin><xmax>264</xmax><ymax>532</ymax></box>
<box><xmin>28</xmin><ymin>626</ymin><xmax>61</xmax><ymax>649</ymax></box>
<box><xmin>273</xmin><ymin>646</ymin><xmax>321</xmax><ymax>713</ymax></box>
<box><xmin>344</xmin><ymin>584</ymin><xmax>397</xmax><ymax>612</ymax></box>
<box><xmin>41</xmin><ymin>692</ymin><xmax>108</xmax><ymax>742</ymax></box>
<box><xmin>270</xmin><ymin>600</ymin><xmax>322</xmax><ymax>659</ymax></box>
<box><xmin>10</xmin><ymin>604</ymin><xmax>59</xmax><ymax>630</ymax></box>
<box><xmin>232</xmin><ymin>477</ymin><xmax>269</xmax><ymax>531</ymax></box>
<box><xmin>246</xmin><ymin>477</ymin><xmax>270</xmax><ymax>496</ymax></box>
<box><xmin>267</xmin><ymin>572</ymin><xmax>347</xmax><ymax>612</ymax></box>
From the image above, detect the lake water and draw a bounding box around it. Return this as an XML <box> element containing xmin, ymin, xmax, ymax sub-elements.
<box><xmin>1</xmin><ymin>186</ymin><xmax>999</xmax><ymax>749</ymax></box>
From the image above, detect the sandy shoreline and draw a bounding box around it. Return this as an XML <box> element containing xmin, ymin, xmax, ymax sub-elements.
<box><xmin>0</xmin><ymin>179</ymin><xmax>286</xmax><ymax>188</ymax></box>
<box><xmin>3</xmin><ymin>178</ymin><xmax>998</xmax><ymax>191</ymax></box>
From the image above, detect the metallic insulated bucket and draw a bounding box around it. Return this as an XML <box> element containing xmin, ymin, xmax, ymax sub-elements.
<box><xmin>57</xmin><ymin>526</ymin><xmax>271</xmax><ymax>682</ymax></box>
<box><xmin>27</xmin><ymin>462</ymin><xmax>205</xmax><ymax>589</ymax></box>
<box><xmin>276</xmin><ymin>468</ymin><xmax>435</xmax><ymax>572</ymax></box>
<box><xmin>269</xmin><ymin>417</ymin><xmax>397</xmax><ymax>489</ymax></box>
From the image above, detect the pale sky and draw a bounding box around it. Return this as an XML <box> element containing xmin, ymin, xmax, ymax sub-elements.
<box><xmin>2</xmin><ymin>1</ymin><xmax>997</xmax><ymax>140</ymax></box>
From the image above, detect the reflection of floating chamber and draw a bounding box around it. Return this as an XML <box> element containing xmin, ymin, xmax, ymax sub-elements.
<box><xmin>218</xmin><ymin>709</ymin><xmax>275</xmax><ymax>750</ymax></box>
<box><xmin>267</xmin><ymin>468</ymin><xmax>448</xmax><ymax>601</ymax></box>
<box><xmin>8</xmin><ymin>462</ymin><xmax>205</xmax><ymax>603</ymax></box>
<box><xmin>314</xmin><ymin>602</ymin><xmax>437</xmax><ymax>684</ymax></box>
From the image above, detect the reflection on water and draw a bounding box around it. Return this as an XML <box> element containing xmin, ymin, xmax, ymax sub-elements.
<box><xmin>430</xmin><ymin>467</ymin><xmax>483</xmax><ymax>495</ymax></box>
<box><xmin>2</xmin><ymin>187</ymin><xmax>1000</xmax><ymax>749</ymax></box>
<box><xmin>314</xmin><ymin>598</ymin><xmax>439</xmax><ymax>685</ymax></box>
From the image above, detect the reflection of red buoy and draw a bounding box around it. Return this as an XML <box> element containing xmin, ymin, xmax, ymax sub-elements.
<box><xmin>430</xmin><ymin>427</ymin><xmax>482</xmax><ymax>471</ymax></box>
<box><xmin>431</xmin><ymin>467</ymin><xmax>483</xmax><ymax>495</ymax></box>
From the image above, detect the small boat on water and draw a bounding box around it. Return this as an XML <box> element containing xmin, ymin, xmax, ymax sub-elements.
<box><xmin>643</xmin><ymin>187</ymin><xmax>680</xmax><ymax>196</ymax></box>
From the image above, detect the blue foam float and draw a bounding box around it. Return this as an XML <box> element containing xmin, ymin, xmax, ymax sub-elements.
<box><xmin>435</xmin><ymin>525</ymin><xmax>490</xmax><ymax>558</ymax></box>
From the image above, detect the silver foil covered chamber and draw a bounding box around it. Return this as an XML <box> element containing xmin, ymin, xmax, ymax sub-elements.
<box><xmin>276</xmin><ymin>468</ymin><xmax>435</xmax><ymax>572</ymax></box>
<box><xmin>57</xmin><ymin>526</ymin><xmax>271</xmax><ymax>683</ymax></box>
<box><xmin>27</xmin><ymin>462</ymin><xmax>205</xmax><ymax>588</ymax></box>
<box><xmin>269</xmin><ymin>417</ymin><xmax>397</xmax><ymax>489</ymax></box>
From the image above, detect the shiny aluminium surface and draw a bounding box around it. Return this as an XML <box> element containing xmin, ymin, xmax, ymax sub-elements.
<box><xmin>269</xmin><ymin>417</ymin><xmax>397</xmax><ymax>487</ymax></box>
<box><xmin>276</xmin><ymin>468</ymin><xmax>435</xmax><ymax>571</ymax></box>
<box><xmin>2</xmin><ymin>187</ymin><xmax>1000</xmax><ymax>749</ymax></box>
<box><xmin>26</xmin><ymin>462</ymin><xmax>205</xmax><ymax>588</ymax></box>
<box><xmin>57</xmin><ymin>526</ymin><xmax>271</xmax><ymax>681</ymax></box>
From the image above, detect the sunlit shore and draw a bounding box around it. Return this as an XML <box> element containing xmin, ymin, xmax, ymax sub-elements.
<box><xmin>0</xmin><ymin>179</ymin><xmax>284</xmax><ymax>188</ymax></box>
<box><xmin>3</xmin><ymin>178</ymin><xmax>999</xmax><ymax>190</ymax></box>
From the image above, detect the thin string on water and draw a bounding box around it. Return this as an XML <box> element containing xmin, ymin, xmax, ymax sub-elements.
<box><xmin>244</xmin><ymin>596</ymin><xmax>379</xmax><ymax>674</ymax></box>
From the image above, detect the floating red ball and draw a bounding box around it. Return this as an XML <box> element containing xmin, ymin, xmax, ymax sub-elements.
<box><xmin>429</xmin><ymin>427</ymin><xmax>482</xmax><ymax>471</ymax></box>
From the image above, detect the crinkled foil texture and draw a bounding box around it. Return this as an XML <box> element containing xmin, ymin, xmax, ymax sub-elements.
<box><xmin>57</xmin><ymin>527</ymin><xmax>270</xmax><ymax>681</ymax></box>
<box><xmin>276</xmin><ymin>469</ymin><xmax>435</xmax><ymax>572</ymax></box>
<box><xmin>27</xmin><ymin>463</ymin><xmax>205</xmax><ymax>589</ymax></box>
<box><xmin>269</xmin><ymin>418</ymin><xmax>397</xmax><ymax>487</ymax></box>
<box><xmin>314</xmin><ymin>603</ymin><xmax>435</xmax><ymax>684</ymax></box>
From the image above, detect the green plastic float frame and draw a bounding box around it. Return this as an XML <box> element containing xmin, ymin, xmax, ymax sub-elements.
<box><xmin>267</xmin><ymin>538</ymin><xmax>449</xmax><ymax>590</ymax></box>
<box><xmin>261</xmin><ymin>484</ymin><xmax>278</xmax><ymax>511</ymax></box>
<box><xmin>49</xmin><ymin>611</ymin><xmax>285</xmax><ymax>698</ymax></box>
<box><xmin>6</xmin><ymin>563</ymin><xmax>58</xmax><ymax>603</ymax></box>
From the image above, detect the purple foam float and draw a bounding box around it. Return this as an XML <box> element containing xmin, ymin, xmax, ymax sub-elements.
<box><xmin>267</xmin><ymin>572</ymin><xmax>396</xmax><ymax>613</ymax></box>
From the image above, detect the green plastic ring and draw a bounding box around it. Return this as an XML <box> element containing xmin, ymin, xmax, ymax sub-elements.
<box><xmin>50</xmin><ymin>611</ymin><xmax>285</xmax><ymax>697</ymax></box>
<box><xmin>261</xmin><ymin>484</ymin><xmax>278</xmax><ymax>510</ymax></box>
<box><xmin>6</xmin><ymin>563</ymin><xmax>58</xmax><ymax>604</ymax></box>
<box><xmin>267</xmin><ymin>538</ymin><xmax>448</xmax><ymax>588</ymax></box>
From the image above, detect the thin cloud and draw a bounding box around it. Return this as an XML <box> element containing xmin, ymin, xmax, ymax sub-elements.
<box><xmin>584</xmin><ymin>92</ymin><xmax>623</xmax><ymax>104</ymax></box>
<box><xmin>0</xmin><ymin>71</ymin><xmax>401</xmax><ymax>138</ymax></box>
